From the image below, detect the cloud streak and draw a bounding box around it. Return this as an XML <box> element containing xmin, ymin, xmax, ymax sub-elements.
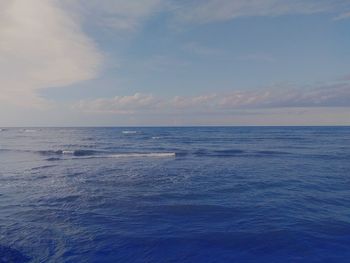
<box><xmin>174</xmin><ymin>0</ymin><xmax>350</xmax><ymax>24</ymax></box>
<box><xmin>75</xmin><ymin>82</ymin><xmax>350</xmax><ymax>114</ymax></box>
<box><xmin>76</xmin><ymin>93</ymin><xmax>158</xmax><ymax>114</ymax></box>
<box><xmin>64</xmin><ymin>0</ymin><xmax>165</xmax><ymax>31</ymax></box>
<box><xmin>64</xmin><ymin>0</ymin><xmax>350</xmax><ymax>31</ymax></box>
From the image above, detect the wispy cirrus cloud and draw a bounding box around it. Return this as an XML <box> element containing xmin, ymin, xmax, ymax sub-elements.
<box><xmin>75</xmin><ymin>82</ymin><xmax>350</xmax><ymax>114</ymax></box>
<box><xmin>173</xmin><ymin>0</ymin><xmax>350</xmax><ymax>24</ymax></box>
<box><xmin>63</xmin><ymin>0</ymin><xmax>165</xmax><ymax>31</ymax></box>
<box><xmin>63</xmin><ymin>0</ymin><xmax>350</xmax><ymax>32</ymax></box>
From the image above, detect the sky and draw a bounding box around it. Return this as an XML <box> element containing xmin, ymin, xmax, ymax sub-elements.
<box><xmin>1</xmin><ymin>0</ymin><xmax>350</xmax><ymax>126</ymax></box>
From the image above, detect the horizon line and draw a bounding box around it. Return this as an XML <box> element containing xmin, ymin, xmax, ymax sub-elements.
<box><xmin>1</xmin><ymin>125</ymin><xmax>350</xmax><ymax>128</ymax></box>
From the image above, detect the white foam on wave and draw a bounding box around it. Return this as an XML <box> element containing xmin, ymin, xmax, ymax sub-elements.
<box><xmin>74</xmin><ymin>152</ymin><xmax>176</xmax><ymax>159</ymax></box>
<box><xmin>62</xmin><ymin>150</ymin><xmax>74</xmax><ymax>155</ymax></box>
<box><xmin>152</xmin><ymin>136</ymin><xmax>161</xmax><ymax>139</ymax></box>
<box><xmin>108</xmin><ymin>152</ymin><xmax>175</xmax><ymax>158</ymax></box>
<box><xmin>122</xmin><ymin>131</ymin><xmax>138</xmax><ymax>134</ymax></box>
<box><xmin>23</xmin><ymin>129</ymin><xmax>37</xmax><ymax>133</ymax></box>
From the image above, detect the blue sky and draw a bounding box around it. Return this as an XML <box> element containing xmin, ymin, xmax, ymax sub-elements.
<box><xmin>1</xmin><ymin>0</ymin><xmax>350</xmax><ymax>126</ymax></box>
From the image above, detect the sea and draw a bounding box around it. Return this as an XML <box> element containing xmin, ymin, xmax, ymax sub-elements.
<box><xmin>0</xmin><ymin>127</ymin><xmax>350</xmax><ymax>262</ymax></box>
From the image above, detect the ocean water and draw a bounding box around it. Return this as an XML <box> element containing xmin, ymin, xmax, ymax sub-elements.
<box><xmin>0</xmin><ymin>127</ymin><xmax>350</xmax><ymax>262</ymax></box>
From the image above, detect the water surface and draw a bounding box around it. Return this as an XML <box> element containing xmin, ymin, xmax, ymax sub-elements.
<box><xmin>1</xmin><ymin>127</ymin><xmax>350</xmax><ymax>262</ymax></box>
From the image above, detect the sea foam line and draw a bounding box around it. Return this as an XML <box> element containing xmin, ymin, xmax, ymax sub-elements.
<box><xmin>108</xmin><ymin>152</ymin><xmax>175</xmax><ymax>158</ymax></box>
<box><xmin>75</xmin><ymin>152</ymin><xmax>176</xmax><ymax>159</ymax></box>
<box><xmin>122</xmin><ymin>131</ymin><xmax>138</xmax><ymax>134</ymax></box>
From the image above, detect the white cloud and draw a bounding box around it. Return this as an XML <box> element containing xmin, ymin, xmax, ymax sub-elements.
<box><xmin>0</xmin><ymin>0</ymin><xmax>102</xmax><ymax>106</ymax></box>
<box><xmin>171</xmin><ymin>94</ymin><xmax>218</xmax><ymax>109</ymax></box>
<box><xmin>1</xmin><ymin>0</ymin><xmax>349</xmax><ymax>115</ymax></box>
<box><xmin>218</xmin><ymin>84</ymin><xmax>350</xmax><ymax>108</ymax></box>
<box><xmin>75</xmin><ymin>93</ymin><xmax>159</xmax><ymax>114</ymax></box>
<box><xmin>75</xmin><ymin>83</ymin><xmax>350</xmax><ymax>114</ymax></box>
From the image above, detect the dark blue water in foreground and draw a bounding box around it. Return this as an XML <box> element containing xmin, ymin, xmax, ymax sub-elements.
<box><xmin>1</xmin><ymin>127</ymin><xmax>350</xmax><ymax>262</ymax></box>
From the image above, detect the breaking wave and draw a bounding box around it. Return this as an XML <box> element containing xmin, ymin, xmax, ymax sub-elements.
<box><xmin>38</xmin><ymin>149</ymin><xmax>101</xmax><ymax>156</ymax></box>
<box><xmin>122</xmin><ymin>131</ymin><xmax>138</xmax><ymax>134</ymax></box>
<box><xmin>23</xmin><ymin>129</ymin><xmax>37</xmax><ymax>133</ymax></box>
<box><xmin>106</xmin><ymin>152</ymin><xmax>175</xmax><ymax>158</ymax></box>
<box><xmin>36</xmin><ymin>149</ymin><xmax>176</xmax><ymax>159</ymax></box>
<box><xmin>0</xmin><ymin>148</ymin><xmax>176</xmax><ymax>159</ymax></box>
<box><xmin>76</xmin><ymin>152</ymin><xmax>176</xmax><ymax>159</ymax></box>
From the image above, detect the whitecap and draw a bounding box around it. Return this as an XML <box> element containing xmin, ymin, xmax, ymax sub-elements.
<box><xmin>108</xmin><ymin>153</ymin><xmax>175</xmax><ymax>158</ymax></box>
<box><xmin>74</xmin><ymin>152</ymin><xmax>176</xmax><ymax>159</ymax></box>
<box><xmin>62</xmin><ymin>150</ymin><xmax>74</xmax><ymax>155</ymax></box>
<box><xmin>122</xmin><ymin>131</ymin><xmax>138</xmax><ymax>134</ymax></box>
<box><xmin>24</xmin><ymin>129</ymin><xmax>37</xmax><ymax>133</ymax></box>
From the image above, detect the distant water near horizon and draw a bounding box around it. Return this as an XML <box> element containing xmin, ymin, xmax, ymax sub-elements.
<box><xmin>1</xmin><ymin>127</ymin><xmax>350</xmax><ymax>262</ymax></box>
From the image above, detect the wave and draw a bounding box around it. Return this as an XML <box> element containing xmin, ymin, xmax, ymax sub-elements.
<box><xmin>109</xmin><ymin>152</ymin><xmax>175</xmax><ymax>158</ymax></box>
<box><xmin>77</xmin><ymin>152</ymin><xmax>176</xmax><ymax>159</ymax></box>
<box><xmin>46</xmin><ymin>157</ymin><xmax>61</xmax><ymax>161</ymax></box>
<box><xmin>192</xmin><ymin>149</ymin><xmax>294</xmax><ymax>158</ymax></box>
<box><xmin>1</xmin><ymin>147</ymin><xmax>176</xmax><ymax>159</ymax></box>
<box><xmin>38</xmin><ymin>149</ymin><xmax>101</xmax><ymax>156</ymax></box>
<box><xmin>213</xmin><ymin>149</ymin><xmax>245</xmax><ymax>156</ymax></box>
<box><xmin>194</xmin><ymin>149</ymin><xmax>245</xmax><ymax>157</ymax></box>
<box><xmin>252</xmin><ymin>150</ymin><xmax>292</xmax><ymax>156</ymax></box>
<box><xmin>122</xmin><ymin>131</ymin><xmax>138</xmax><ymax>134</ymax></box>
<box><xmin>31</xmin><ymin>165</ymin><xmax>57</xmax><ymax>171</ymax></box>
<box><xmin>1</xmin><ymin>146</ymin><xmax>295</xmax><ymax>160</ymax></box>
<box><xmin>23</xmin><ymin>129</ymin><xmax>37</xmax><ymax>133</ymax></box>
<box><xmin>36</xmin><ymin>149</ymin><xmax>176</xmax><ymax>159</ymax></box>
<box><xmin>38</xmin><ymin>150</ymin><xmax>65</xmax><ymax>155</ymax></box>
<box><xmin>65</xmin><ymin>150</ymin><xmax>100</xmax><ymax>156</ymax></box>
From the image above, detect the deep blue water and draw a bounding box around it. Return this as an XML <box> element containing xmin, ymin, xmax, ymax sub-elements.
<box><xmin>1</xmin><ymin>127</ymin><xmax>350</xmax><ymax>262</ymax></box>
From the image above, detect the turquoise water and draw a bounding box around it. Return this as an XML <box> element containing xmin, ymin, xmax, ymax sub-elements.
<box><xmin>0</xmin><ymin>127</ymin><xmax>350</xmax><ymax>262</ymax></box>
